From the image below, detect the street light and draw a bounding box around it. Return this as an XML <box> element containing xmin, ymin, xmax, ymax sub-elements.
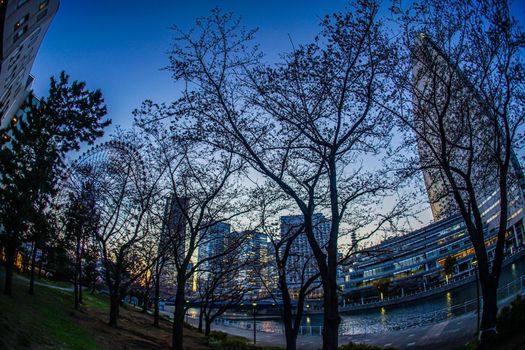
<box><xmin>471</xmin><ymin>259</ymin><xmax>480</xmax><ymax>335</ymax></box>
<box><xmin>252</xmin><ymin>302</ymin><xmax>257</xmax><ymax>344</ymax></box>
<box><xmin>185</xmin><ymin>300</ymin><xmax>190</xmax><ymax>323</ymax></box>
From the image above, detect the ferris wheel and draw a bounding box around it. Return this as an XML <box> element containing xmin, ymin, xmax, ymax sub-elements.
<box><xmin>56</xmin><ymin>140</ymin><xmax>146</xmax><ymax>208</ymax></box>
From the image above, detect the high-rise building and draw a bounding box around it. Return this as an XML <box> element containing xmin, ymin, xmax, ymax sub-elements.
<box><xmin>158</xmin><ymin>195</ymin><xmax>189</xmax><ymax>296</ymax></box>
<box><xmin>197</xmin><ymin>221</ymin><xmax>230</xmax><ymax>274</ymax></box>
<box><xmin>160</xmin><ymin>195</ymin><xmax>189</xmax><ymax>257</ymax></box>
<box><xmin>238</xmin><ymin>230</ymin><xmax>268</xmax><ymax>295</ymax></box>
<box><xmin>412</xmin><ymin>33</ymin><xmax>525</xmax><ymax>221</ymax></box>
<box><xmin>280</xmin><ymin>213</ymin><xmax>330</xmax><ymax>295</ymax></box>
<box><xmin>0</xmin><ymin>0</ymin><xmax>59</xmax><ymax>127</ymax></box>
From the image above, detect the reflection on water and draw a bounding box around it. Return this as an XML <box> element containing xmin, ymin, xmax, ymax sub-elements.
<box><xmin>214</xmin><ymin>257</ymin><xmax>525</xmax><ymax>335</ymax></box>
<box><xmin>446</xmin><ymin>292</ymin><xmax>453</xmax><ymax>318</ymax></box>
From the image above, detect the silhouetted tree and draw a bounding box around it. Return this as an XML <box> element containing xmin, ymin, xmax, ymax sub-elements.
<box><xmin>132</xmin><ymin>111</ymin><xmax>249</xmax><ymax>350</ymax></box>
<box><xmin>163</xmin><ymin>3</ymin><xmax>402</xmax><ymax>348</ymax></box>
<box><xmin>0</xmin><ymin>72</ymin><xmax>109</xmax><ymax>295</ymax></box>
<box><xmin>389</xmin><ymin>0</ymin><xmax>525</xmax><ymax>345</ymax></box>
<box><xmin>196</xmin><ymin>234</ymin><xmax>249</xmax><ymax>336</ymax></box>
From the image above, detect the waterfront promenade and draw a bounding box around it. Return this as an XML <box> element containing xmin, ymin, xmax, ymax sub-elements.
<box><xmin>193</xmin><ymin>312</ymin><xmax>476</xmax><ymax>349</ymax></box>
<box><xmin>183</xmin><ymin>286</ymin><xmax>524</xmax><ymax>349</ymax></box>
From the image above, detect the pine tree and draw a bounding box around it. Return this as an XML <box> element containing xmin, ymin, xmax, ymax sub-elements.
<box><xmin>0</xmin><ymin>71</ymin><xmax>110</xmax><ymax>295</ymax></box>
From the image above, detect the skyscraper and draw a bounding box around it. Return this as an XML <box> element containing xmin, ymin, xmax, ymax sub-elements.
<box><xmin>158</xmin><ymin>195</ymin><xmax>189</xmax><ymax>296</ymax></box>
<box><xmin>197</xmin><ymin>221</ymin><xmax>230</xmax><ymax>274</ymax></box>
<box><xmin>280</xmin><ymin>213</ymin><xmax>330</xmax><ymax>292</ymax></box>
<box><xmin>0</xmin><ymin>0</ymin><xmax>59</xmax><ymax>127</ymax></box>
<box><xmin>411</xmin><ymin>33</ymin><xmax>525</xmax><ymax>222</ymax></box>
<box><xmin>238</xmin><ymin>230</ymin><xmax>268</xmax><ymax>295</ymax></box>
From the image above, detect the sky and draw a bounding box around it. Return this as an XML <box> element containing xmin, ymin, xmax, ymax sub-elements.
<box><xmin>29</xmin><ymin>0</ymin><xmax>525</xmax><ymax>235</ymax></box>
<box><xmin>31</xmin><ymin>0</ymin><xmax>353</xmax><ymax>134</ymax></box>
<box><xmin>31</xmin><ymin>0</ymin><xmax>525</xmax><ymax>135</ymax></box>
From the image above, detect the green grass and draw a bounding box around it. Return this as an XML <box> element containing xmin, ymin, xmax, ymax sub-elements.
<box><xmin>0</xmin><ymin>273</ymin><xmax>109</xmax><ymax>350</ymax></box>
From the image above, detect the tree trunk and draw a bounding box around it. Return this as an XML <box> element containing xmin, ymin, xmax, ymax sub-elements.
<box><xmin>204</xmin><ymin>315</ymin><xmax>212</xmax><ymax>336</ymax></box>
<box><xmin>153</xmin><ymin>276</ymin><xmax>161</xmax><ymax>327</ymax></box>
<box><xmin>78</xmin><ymin>260</ymin><xmax>83</xmax><ymax>304</ymax></box>
<box><xmin>74</xmin><ymin>272</ymin><xmax>79</xmax><ymax>310</ymax></box>
<box><xmin>28</xmin><ymin>242</ymin><xmax>37</xmax><ymax>295</ymax></box>
<box><xmin>74</xmin><ymin>234</ymin><xmax>81</xmax><ymax>309</ymax></box>
<box><xmin>284</xmin><ymin>329</ymin><xmax>297</xmax><ymax>350</ymax></box>
<box><xmin>322</xmin><ymin>280</ymin><xmax>340</xmax><ymax>350</ymax></box>
<box><xmin>3</xmin><ymin>240</ymin><xmax>16</xmax><ymax>295</ymax></box>
<box><xmin>109</xmin><ymin>291</ymin><xmax>120</xmax><ymax>327</ymax></box>
<box><xmin>198</xmin><ymin>303</ymin><xmax>205</xmax><ymax>333</ymax></box>
<box><xmin>280</xmin><ymin>277</ymin><xmax>297</xmax><ymax>350</ymax></box>
<box><xmin>142</xmin><ymin>292</ymin><xmax>148</xmax><ymax>313</ymax></box>
<box><xmin>171</xmin><ymin>276</ymin><xmax>186</xmax><ymax>350</ymax></box>
<box><xmin>38</xmin><ymin>256</ymin><xmax>43</xmax><ymax>279</ymax></box>
<box><xmin>478</xmin><ymin>277</ymin><xmax>499</xmax><ymax>348</ymax></box>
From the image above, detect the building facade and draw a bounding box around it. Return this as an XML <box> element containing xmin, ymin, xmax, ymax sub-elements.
<box><xmin>238</xmin><ymin>230</ymin><xmax>269</xmax><ymax>296</ymax></box>
<box><xmin>280</xmin><ymin>213</ymin><xmax>330</xmax><ymax>296</ymax></box>
<box><xmin>412</xmin><ymin>33</ymin><xmax>525</xmax><ymax>222</ymax></box>
<box><xmin>197</xmin><ymin>221</ymin><xmax>230</xmax><ymax>274</ymax></box>
<box><xmin>158</xmin><ymin>195</ymin><xmax>189</xmax><ymax>297</ymax></box>
<box><xmin>342</xmin><ymin>197</ymin><xmax>525</xmax><ymax>304</ymax></box>
<box><xmin>0</xmin><ymin>0</ymin><xmax>59</xmax><ymax>127</ymax></box>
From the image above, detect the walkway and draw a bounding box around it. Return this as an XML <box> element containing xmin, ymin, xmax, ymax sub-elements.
<box><xmin>189</xmin><ymin>290</ymin><xmax>524</xmax><ymax>350</ymax></box>
<box><xmin>0</xmin><ymin>269</ymin><xmax>73</xmax><ymax>291</ymax></box>
<box><xmin>192</xmin><ymin>313</ymin><xmax>475</xmax><ymax>349</ymax></box>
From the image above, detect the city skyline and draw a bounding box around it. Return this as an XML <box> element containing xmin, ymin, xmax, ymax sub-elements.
<box><xmin>2</xmin><ymin>2</ymin><xmax>525</xmax><ymax>349</ymax></box>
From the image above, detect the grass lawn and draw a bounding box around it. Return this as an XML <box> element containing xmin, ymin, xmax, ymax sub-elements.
<box><xmin>0</xmin><ymin>272</ymin><xmax>213</xmax><ymax>349</ymax></box>
<box><xmin>0</xmin><ymin>280</ymin><xmax>104</xmax><ymax>349</ymax></box>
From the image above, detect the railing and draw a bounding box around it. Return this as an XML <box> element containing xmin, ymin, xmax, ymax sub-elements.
<box><xmin>343</xmin><ymin>248</ymin><xmax>525</xmax><ymax>310</ymax></box>
<box><xmin>343</xmin><ymin>272</ymin><xmax>476</xmax><ymax>309</ymax></box>
<box><xmin>209</xmin><ymin>273</ymin><xmax>525</xmax><ymax>336</ymax></box>
<box><xmin>339</xmin><ymin>274</ymin><xmax>525</xmax><ymax>336</ymax></box>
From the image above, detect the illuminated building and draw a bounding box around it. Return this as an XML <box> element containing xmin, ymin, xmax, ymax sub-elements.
<box><xmin>342</xmin><ymin>195</ymin><xmax>525</xmax><ymax>305</ymax></box>
<box><xmin>412</xmin><ymin>33</ymin><xmax>525</xmax><ymax>221</ymax></box>
<box><xmin>280</xmin><ymin>213</ymin><xmax>330</xmax><ymax>298</ymax></box>
<box><xmin>0</xmin><ymin>0</ymin><xmax>59</xmax><ymax>127</ymax></box>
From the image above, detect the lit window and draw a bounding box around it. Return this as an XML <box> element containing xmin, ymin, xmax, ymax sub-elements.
<box><xmin>14</xmin><ymin>14</ymin><xmax>29</xmax><ymax>31</ymax></box>
<box><xmin>39</xmin><ymin>0</ymin><xmax>48</xmax><ymax>10</ymax></box>
<box><xmin>13</xmin><ymin>25</ymin><xmax>28</xmax><ymax>43</ymax></box>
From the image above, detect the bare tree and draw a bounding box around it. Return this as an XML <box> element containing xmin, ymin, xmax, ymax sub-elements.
<box><xmin>132</xmin><ymin>113</ymin><xmax>248</xmax><ymax>350</ymax></box>
<box><xmin>252</xmin><ymin>185</ymin><xmax>321</xmax><ymax>350</ymax></box>
<box><xmin>63</xmin><ymin>182</ymin><xmax>97</xmax><ymax>309</ymax></box>
<box><xmin>196</xmin><ymin>233</ymin><xmax>249</xmax><ymax>336</ymax></box>
<box><xmin>84</xmin><ymin>137</ymin><xmax>164</xmax><ymax>327</ymax></box>
<box><xmin>388</xmin><ymin>0</ymin><xmax>525</xmax><ymax>345</ymax></box>
<box><xmin>163</xmin><ymin>2</ymin><xmax>403</xmax><ymax>348</ymax></box>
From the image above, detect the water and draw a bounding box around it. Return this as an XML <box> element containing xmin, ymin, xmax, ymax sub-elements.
<box><xmin>211</xmin><ymin>257</ymin><xmax>525</xmax><ymax>335</ymax></box>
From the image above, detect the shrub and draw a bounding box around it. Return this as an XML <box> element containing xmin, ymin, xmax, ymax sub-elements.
<box><xmin>220</xmin><ymin>336</ymin><xmax>248</xmax><ymax>349</ymax></box>
<box><xmin>209</xmin><ymin>331</ymin><xmax>229</xmax><ymax>342</ymax></box>
<box><xmin>207</xmin><ymin>331</ymin><xmax>284</xmax><ymax>350</ymax></box>
<box><xmin>496</xmin><ymin>294</ymin><xmax>525</xmax><ymax>338</ymax></box>
<box><xmin>338</xmin><ymin>341</ymin><xmax>397</xmax><ymax>350</ymax></box>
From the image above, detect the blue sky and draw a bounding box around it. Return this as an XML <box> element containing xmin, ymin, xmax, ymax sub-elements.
<box><xmin>28</xmin><ymin>1</ymin><xmax>525</xmax><ymax>233</ymax></box>
<box><xmin>31</xmin><ymin>1</ymin><xmax>525</xmax><ymax>134</ymax></box>
<box><xmin>31</xmin><ymin>0</ymin><xmax>352</xmax><ymax>133</ymax></box>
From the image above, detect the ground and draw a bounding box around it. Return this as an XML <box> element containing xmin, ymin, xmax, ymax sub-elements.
<box><xmin>2</xmin><ymin>271</ymin><xmax>525</xmax><ymax>350</ymax></box>
<box><xmin>0</xmin><ymin>274</ymin><xmax>211</xmax><ymax>350</ymax></box>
